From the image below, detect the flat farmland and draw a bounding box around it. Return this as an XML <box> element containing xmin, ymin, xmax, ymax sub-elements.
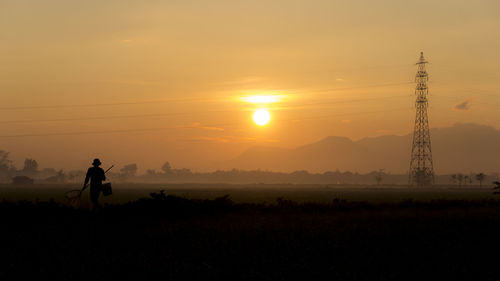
<box><xmin>2</xmin><ymin>183</ymin><xmax>500</xmax><ymax>280</ymax></box>
<box><xmin>0</xmin><ymin>183</ymin><xmax>497</xmax><ymax>205</ymax></box>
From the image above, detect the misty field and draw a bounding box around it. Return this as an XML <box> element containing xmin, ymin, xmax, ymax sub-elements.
<box><xmin>1</xmin><ymin>183</ymin><xmax>498</xmax><ymax>205</ymax></box>
<box><xmin>2</xmin><ymin>185</ymin><xmax>500</xmax><ymax>280</ymax></box>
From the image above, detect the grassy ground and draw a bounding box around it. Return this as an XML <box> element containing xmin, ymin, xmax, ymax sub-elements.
<box><xmin>0</xmin><ymin>183</ymin><xmax>497</xmax><ymax>205</ymax></box>
<box><xmin>1</xmin><ymin>187</ymin><xmax>500</xmax><ymax>280</ymax></box>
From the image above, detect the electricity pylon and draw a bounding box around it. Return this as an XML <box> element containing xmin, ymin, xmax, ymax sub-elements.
<box><xmin>409</xmin><ymin>52</ymin><xmax>434</xmax><ymax>187</ymax></box>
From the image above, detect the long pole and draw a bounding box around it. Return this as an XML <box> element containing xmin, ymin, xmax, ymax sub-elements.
<box><xmin>104</xmin><ymin>165</ymin><xmax>114</xmax><ymax>174</ymax></box>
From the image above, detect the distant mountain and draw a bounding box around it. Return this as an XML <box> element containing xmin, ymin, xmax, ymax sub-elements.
<box><xmin>226</xmin><ymin>123</ymin><xmax>500</xmax><ymax>174</ymax></box>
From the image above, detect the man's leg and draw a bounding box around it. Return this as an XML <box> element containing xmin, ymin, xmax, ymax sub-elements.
<box><xmin>90</xmin><ymin>186</ymin><xmax>101</xmax><ymax>210</ymax></box>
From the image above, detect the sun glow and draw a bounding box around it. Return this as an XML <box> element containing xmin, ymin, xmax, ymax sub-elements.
<box><xmin>253</xmin><ymin>109</ymin><xmax>271</xmax><ymax>126</ymax></box>
<box><xmin>240</xmin><ymin>95</ymin><xmax>284</xmax><ymax>104</ymax></box>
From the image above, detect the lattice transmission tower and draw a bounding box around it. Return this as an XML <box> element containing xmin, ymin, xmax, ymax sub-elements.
<box><xmin>409</xmin><ymin>52</ymin><xmax>434</xmax><ymax>187</ymax></box>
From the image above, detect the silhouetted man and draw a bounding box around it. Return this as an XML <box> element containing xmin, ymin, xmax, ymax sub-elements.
<box><xmin>82</xmin><ymin>158</ymin><xmax>106</xmax><ymax>209</ymax></box>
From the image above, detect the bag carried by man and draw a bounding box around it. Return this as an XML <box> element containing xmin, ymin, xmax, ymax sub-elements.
<box><xmin>101</xmin><ymin>182</ymin><xmax>112</xmax><ymax>196</ymax></box>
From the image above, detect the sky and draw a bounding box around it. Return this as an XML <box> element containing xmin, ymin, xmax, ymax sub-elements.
<box><xmin>0</xmin><ymin>0</ymin><xmax>499</xmax><ymax>172</ymax></box>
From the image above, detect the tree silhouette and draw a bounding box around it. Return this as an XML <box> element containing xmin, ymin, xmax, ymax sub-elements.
<box><xmin>23</xmin><ymin>158</ymin><xmax>38</xmax><ymax>176</ymax></box>
<box><xmin>475</xmin><ymin>173</ymin><xmax>486</xmax><ymax>188</ymax></box>
<box><xmin>451</xmin><ymin>174</ymin><xmax>457</xmax><ymax>185</ymax></box>
<box><xmin>375</xmin><ymin>169</ymin><xmax>384</xmax><ymax>185</ymax></box>
<box><xmin>457</xmin><ymin>173</ymin><xmax>464</xmax><ymax>187</ymax></box>
<box><xmin>0</xmin><ymin>150</ymin><xmax>13</xmax><ymax>182</ymax></box>
<box><xmin>120</xmin><ymin>164</ymin><xmax>138</xmax><ymax>178</ymax></box>
<box><xmin>0</xmin><ymin>150</ymin><xmax>12</xmax><ymax>171</ymax></box>
<box><xmin>162</xmin><ymin>162</ymin><xmax>172</xmax><ymax>174</ymax></box>
<box><xmin>57</xmin><ymin>170</ymin><xmax>65</xmax><ymax>182</ymax></box>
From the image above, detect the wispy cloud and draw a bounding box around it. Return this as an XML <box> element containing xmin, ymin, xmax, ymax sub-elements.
<box><xmin>454</xmin><ymin>100</ymin><xmax>471</xmax><ymax>111</ymax></box>
<box><xmin>189</xmin><ymin>123</ymin><xmax>225</xmax><ymax>132</ymax></box>
<box><xmin>186</xmin><ymin>137</ymin><xmax>231</xmax><ymax>143</ymax></box>
<box><xmin>212</xmin><ymin>76</ymin><xmax>266</xmax><ymax>86</ymax></box>
<box><xmin>186</xmin><ymin>136</ymin><xmax>279</xmax><ymax>144</ymax></box>
<box><xmin>99</xmin><ymin>79</ymin><xmax>162</xmax><ymax>86</ymax></box>
<box><xmin>240</xmin><ymin>94</ymin><xmax>285</xmax><ymax>104</ymax></box>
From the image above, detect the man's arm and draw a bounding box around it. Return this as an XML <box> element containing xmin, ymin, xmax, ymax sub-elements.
<box><xmin>82</xmin><ymin>169</ymin><xmax>90</xmax><ymax>191</ymax></box>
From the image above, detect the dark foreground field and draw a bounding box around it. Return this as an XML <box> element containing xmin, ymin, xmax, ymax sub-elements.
<box><xmin>1</xmin><ymin>189</ymin><xmax>500</xmax><ymax>281</ymax></box>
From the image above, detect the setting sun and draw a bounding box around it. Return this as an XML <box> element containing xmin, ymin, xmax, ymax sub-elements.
<box><xmin>253</xmin><ymin>109</ymin><xmax>271</xmax><ymax>126</ymax></box>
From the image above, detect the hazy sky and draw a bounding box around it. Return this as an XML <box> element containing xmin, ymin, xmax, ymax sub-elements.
<box><xmin>1</xmin><ymin>0</ymin><xmax>499</xmax><ymax>171</ymax></box>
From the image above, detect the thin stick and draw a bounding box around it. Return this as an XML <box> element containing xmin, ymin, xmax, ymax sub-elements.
<box><xmin>104</xmin><ymin>165</ymin><xmax>114</xmax><ymax>174</ymax></box>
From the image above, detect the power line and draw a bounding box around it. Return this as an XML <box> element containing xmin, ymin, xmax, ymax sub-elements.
<box><xmin>0</xmin><ymin>96</ymin><xmax>216</xmax><ymax>111</ymax></box>
<box><xmin>0</xmin><ymin>108</ymin><xmax>407</xmax><ymax>138</ymax></box>
<box><xmin>306</xmin><ymin>82</ymin><xmax>414</xmax><ymax>94</ymax></box>
<box><xmin>0</xmin><ymin>126</ymin><xmax>187</xmax><ymax>138</ymax></box>
<box><xmin>1</xmin><ymin>93</ymin><xmax>474</xmax><ymax>127</ymax></box>
<box><xmin>0</xmin><ymin>81</ymin><xmax>416</xmax><ymax>111</ymax></box>
<box><xmin>0</xmin><ymin>94</ymin><xmax>415</xmax><ymax>125</ymax></box>
<box><xmin>0</xmin><ymin>110</ymin><xmax>236</xmax><ymax>124</ymax></box>
<box><xmin>278</xmin><ymin>94</ymin><xmax>411</xmax><ymax>109</ymax></box>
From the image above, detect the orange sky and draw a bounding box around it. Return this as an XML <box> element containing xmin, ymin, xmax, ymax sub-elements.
<box><xmin>1</xmin><ymin>0</ymin><xmax>499</xmax><ymax>171</ymax></box>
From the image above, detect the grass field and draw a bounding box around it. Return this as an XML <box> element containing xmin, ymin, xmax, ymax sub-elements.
<box><xmin>1</xmin><ymin>183</ymin><xmax>497</xmax><ymax>205</ymax></box>
<box><xmin>2</xmin><ymin>184</ymin><xmax>500</xmax><ymax>280</ymax></box>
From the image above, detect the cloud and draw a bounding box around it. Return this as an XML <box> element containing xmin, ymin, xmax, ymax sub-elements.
<box><xmin>212</xmin><ymin>76</ymin><xmax>265</xmax><ymax>86</ymax></box>
<box><xmin>186</xmin><ymin>137</ymin><xmax>231</xmax><ymax>143</ymax></box>
<box><xmin>454</xmin><ymin>100</ymin><xmax>471</xmax><ymax>111</ymax></box>
<box><xmin>240</xmin><ymin>94</ymin><xmax>284</xmax><ymax>104</ymax></box>
<box><xmin>99</xmin><ymin>79</ymin><xmax>162</xmax><ymax>86</ymax></box>
<box><xmin>186</xmin><ymin>136</ymin><xmax>279</xmax><ymax>144</ymax></box>
<box><xmin>189</xmin><ymin>123</ymin><xmax>225</xmax><ymax>131</ymax></box>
